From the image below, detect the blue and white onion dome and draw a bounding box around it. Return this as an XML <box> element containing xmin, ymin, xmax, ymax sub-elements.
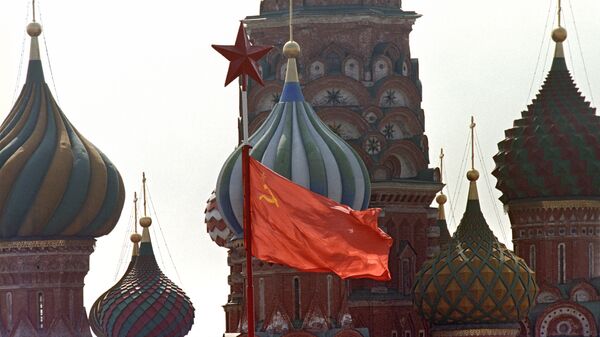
<box><xmin>214</xmin><ymin>40</ymin><xmax>371</xmax><ymax>238</ymax></box>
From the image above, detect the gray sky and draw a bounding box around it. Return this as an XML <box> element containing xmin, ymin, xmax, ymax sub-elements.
<box><xmin>0</xmin><ymin>1</ymin><xmax>599</xmax><ymax>336</ymax></box>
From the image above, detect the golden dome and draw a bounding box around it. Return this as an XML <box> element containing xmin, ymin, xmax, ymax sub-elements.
<box><xmin>139</xmin><ymin>217</ymin><xmax>152</xmax><ymax>228</ymax></box>
<box><xmin>283</xmin><ymin>40</ymin><xmax>301</xmax><ymax>58</ymax></box>
<box><xmin>552</xmin><ymin>27</ymin><xmax>567</xmax><ymax>43</ymax></box>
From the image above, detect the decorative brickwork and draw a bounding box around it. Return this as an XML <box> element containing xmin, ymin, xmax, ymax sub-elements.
<box><xmin>207</xmin><ymin>1</ymin><xmax>442</xmax><ymax>336</ymax></box>
<box><xmin>0</xmin><ymin>239</ymin><xmax>95</xmax><ymax>337</ymax></box>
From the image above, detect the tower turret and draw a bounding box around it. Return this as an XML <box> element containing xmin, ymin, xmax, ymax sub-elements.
<box><xmin>415</xmin><ymin>118</ymin><xmax>537</xmax><ymax>337</ymax></box>
<box><xmin>89</xmin><ymin>176</ymin><xmax>195</xmax><ymax>337</ymax></box>
<box><xmin>0</xmin><ymin>8</ymin><xmax>124</xmax><ymax>336</ymax></box>
<box><xmin>493</xmin><ymin>1</ymin><xmax>600</xmax><ymax>285</ymax></box>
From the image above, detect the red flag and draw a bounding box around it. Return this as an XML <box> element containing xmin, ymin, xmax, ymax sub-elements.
<box><xmin>249</xmin><ymin>158</ymin><xmax>393</xmax><ymax>280</ymax></box>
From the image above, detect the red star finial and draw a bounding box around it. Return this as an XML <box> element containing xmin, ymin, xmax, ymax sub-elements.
<box><xmin>212</xmin><ymin>22</ymin><xmax>273</xmax><ymax>90</ymax></box>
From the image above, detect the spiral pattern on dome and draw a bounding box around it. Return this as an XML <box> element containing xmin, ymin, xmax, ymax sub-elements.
<box><xmin>414</xmin><ymin>178</ymin><xmax>537</xmax><ymax>325</ymax></box>
<box><xmin>216</xmin><ymin>56</ymin><xmax>371</xmax><ymax>236</ymax></box>
<box><xmin>0</xmin><ymin>35</ymin><xmax>124</xmax><ymax>239</ymax></box>
<box><xmin>89</xmin><ymin>230</ymin><xmax>194</xmax><ymax>337</ymax></box>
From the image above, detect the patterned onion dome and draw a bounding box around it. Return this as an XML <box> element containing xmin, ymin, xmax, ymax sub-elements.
<box><xmin>0</xmin><ymin>23</ymin><xmax>125</xmax><ymax>239</ymax></box>
<box><xmin>89</xmin><ymin>216</ymin><xmax>195</xmax><ymax>337</ymax></box>
<box><xmin>205</xmin><ymin>191</ymin><xmax>233</xmax><ymax>247</ymax></box>
<box><xmin>215</xmin><ymin>41</ymin><xmax>371</xmax><ymax>237</ymax></box>
<box><xmin>493</xmin><ymin>33</ymin><xmax>600</xmax><ymax>204</ymax></box>
<box><xmin>414</xmin><ymin>170</ymin><xmax>537</xmax><ymax>325</ymax></box>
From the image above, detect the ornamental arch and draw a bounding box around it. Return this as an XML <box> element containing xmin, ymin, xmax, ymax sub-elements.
<box><xmin>536</xmin><ymin>301</ymin><xmax>598</xmax><ymax>337</ymax></box>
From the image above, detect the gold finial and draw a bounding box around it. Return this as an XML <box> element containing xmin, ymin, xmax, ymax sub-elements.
<box><xmin>142</xmin><ymin>173</ymin><xmax>147</xmax><ymax>216</ymax></box>
<box><xmin>283</xmin><ymin>41</ymin><xmax>300</xmax><ymax>58</ymax></box>
<box><xmin>289</xmin><ymin>0</ymin><xmax>293</xmax><ymax>41</ymax></box>
<box><xmin>133</xmin><ymin>192</ymin><xmax>139</xmax><ymax>234</ymax></box>
<box><xmin>470</xmin><ymin>116</ymin><xmax>475</xmax><ymax>170</ymax></box>
<box><xmin>130</xmin><ymin>233</ymin><xmax>142</xmax><ymax>243</ymax></box>
<box><xmin>558</xmin><ymin>0</ymin><xmax>562</xmax><ymax>27</ymax></box>
<box><xmin>283</xmin><ymin>0</ymin><xmax>301</xmax><ymax>58</ymax></box>
<box><xmin>552</xmin><ymin>0</ymin><xmax>567</xmax><ymax>42</ymax></box>
<box><xmin>27</xmin><ymin>0</ymin><xmax>42</xmax><ymax>37</ymax></box>
<box><xmin>139</xmin><ymin>172</ymin><xmax>152</xmax><ymax>228</ymax></box>
<box><xmin>467</xmin><ymin>116</ymin><xmax>479</xmax><ymax>182</ymax></box>
<box><xmin>439</xmin><ymin>148</ymin><xmax>444</xmax><ymax>189</ymax></box>
<box><xmin>436</xmin><ymin>148</ymin><xmax>447</xmax><ymax>214</ymax></box>
<box><xmin>131</xmin><ymin>192</ymin><xmax>142</xmax><ymax>255</ymax></box>
<box><xmin>436</xmin><ymin>193</ymin><xmax>447</xmax><ymax>205</ymax></box>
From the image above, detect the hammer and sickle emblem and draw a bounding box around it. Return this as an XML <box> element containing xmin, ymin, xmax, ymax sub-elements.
<box><xmin>258</xmin><ymin>183</ymin><xmax>279</xmax><ymax>207</ymax></box>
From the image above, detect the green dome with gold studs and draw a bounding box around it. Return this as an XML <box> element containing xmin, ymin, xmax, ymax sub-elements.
<box><xmin>414</xmin><ymin>169</ymin><xmax>537</xmax><ymax>325</ymax></box>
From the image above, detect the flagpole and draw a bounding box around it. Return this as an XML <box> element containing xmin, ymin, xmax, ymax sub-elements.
<box><xmin>212</xmin><ymin>22</ymin><xmax>271</xmax><ymax>337</ymax></box>
<box><xmin>240</xmin><ymin>74</ymin><xmax>256</xmax><ymax>337</ymax></box>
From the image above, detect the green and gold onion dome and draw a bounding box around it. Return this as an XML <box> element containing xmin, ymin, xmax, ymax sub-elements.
<box><xmin>89</xmin><ymin>216</ymin><xmax>195</xmax><ymax>337</ymax></box>
<box><xmin>493</xmin><ymin>27</ymin><xmax>600</xmax><ymax>204</ymax></box>
<box><xmin>215</xmin><ymin>40</ymin><xmax>370</xmax><ymax>237</ymax></box>
<box><xmin>414</xmin><ymin>169</ymin><xmax>537</xmax><ymax>325</ymax></box>
<box><xmin>0</xmin><ymin>22</ymin><xmax>125</xmax><ymax>238</ymax></box>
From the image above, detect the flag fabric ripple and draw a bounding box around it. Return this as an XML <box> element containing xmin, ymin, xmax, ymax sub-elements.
<box><xmin>249</xmin><ymin>157</ymin><xmax>392</xmax><ymax>281</ymax></box>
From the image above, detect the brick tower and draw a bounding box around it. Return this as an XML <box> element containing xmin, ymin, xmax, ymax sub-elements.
<box><xmin>0</xmin><ymin>18</ymin><xmax>125</xmax><ymax>337</ymax></box>
<box><xmin>206</xmin><ymin>1</ymin><xmax>441</xmax><ymax>336</ymax></box>
<box><xmin>493</xmin><ymin>17</ymin><xmax>600</xmax><ymax>337</ymax></box>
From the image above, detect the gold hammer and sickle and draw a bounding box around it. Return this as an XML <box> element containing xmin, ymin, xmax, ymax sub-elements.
<box><xmin>258</xmin><ymin>183</ymin><xmax>279</xmax><ymax>207</ymax></box>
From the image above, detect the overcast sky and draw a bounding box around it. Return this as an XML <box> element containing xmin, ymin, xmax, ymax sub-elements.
<box><xmin>0</xmin><ymin>1</ymin><xmax>599</xmax><ymax>336</ymax></box>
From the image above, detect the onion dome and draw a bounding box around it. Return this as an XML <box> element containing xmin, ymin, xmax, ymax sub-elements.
<box><xmin>493</xmin><ymin>27</ymin><xmax>600</xmax><ymax>204</ymax></box>
<box><xmin>414</xmin><ymin>169</ymin><xmax>537</xmax><ymax>325</ymax></box>
<box><xmin>89</xmin><ymin>216</ymin><xmax>194</xmax><ymax>337</ymax></box>
<box><xmin>89</xmin><ymin>233</ymin><xmax>140</xmax><ymax>335</ymax></box>
<box><xmin>205</xmin><ymin>191</ymin><xmax>233</xmax><ymax>247</ymax></box>
<box><xmin>0</xmin><ymin>22</ymin><xmax>125</xmax><ymax>239</ymax></box>
<box><xmin>215</xmin><ymin>40</ymin><xmax>371</xmax><ymax>236</ymax></box>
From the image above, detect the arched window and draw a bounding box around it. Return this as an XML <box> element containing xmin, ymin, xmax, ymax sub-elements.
<box><xmin>529</xmin><ymin>244</ymin><xmax>536</xmax><ymax>272</ymax></box>
<box><xmin>38</xmin><ymin>292</ymin><xmax>44</xmax><ymax>329</ymax></box>
<box><xmin>327</xmin><ymin>275</ymin><xmax>333</xmax><ymax>318</ymax></box>
<box><xmin>6</xmin><ymin>292</ymin><xmax>12</xmax><ymax>326</ymax></box>
<box><xmin>259</xmin><ymin>278</ymin><xmax>266</xmax><ymax>321</ymax></box>
<box><xmin>589</xmin><ymin>243</ymin><xmax>594</xmax><ymax>278</ymax></box>
<box><xmin>326</xmin><ymin>52</ymin><xmax>342</xmax><ymax>74</ymax></box>
<box><xmin>558</xmin><ymin>243</ymin><xmax>566</xmax><ymax>284</ymax></box>
<box><xmin>293</xmin><ymin>277</ymin><xmax>301</xmax><ymax>321</ymax></box>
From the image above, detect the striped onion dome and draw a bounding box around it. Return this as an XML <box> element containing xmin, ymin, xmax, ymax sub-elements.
<box><xmin>215</xmin><ymin>41</ymin><xmax>371</xmax><ymax>236</ymax></box>
<box><xmin>0</xmin><ymin>23</ymin><xmax>125</xmax><ymax>239</ymax></box>
<box><xmin>89</xmin><ymin>216</ymin><xmax>195</xmax><ymax>337</ymax></box>
<box><xmin>414</xmin><ymin>170</ymin><xmax>537</xmax><ymax>325</ymax></box>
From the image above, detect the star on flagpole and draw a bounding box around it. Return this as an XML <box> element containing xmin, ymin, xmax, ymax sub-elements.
<box><xmin>212</xmin><ymin>22</ymin><xmax>273</xmax><ymax>89</ymax></box>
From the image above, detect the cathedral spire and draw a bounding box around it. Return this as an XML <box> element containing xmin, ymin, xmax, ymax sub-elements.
<box><xmin>280</xmin><ymin>0</ymin><xmax>303</xmax><ymax>101</ymax></box>
<box><xmin>551</xmin><ymin>0</ymin><xmax>567</xmax><ymax>61</ymax></box>
<box><xmin>89</xmin><ymin>174</ymin><xmax>195</xmax><ymax>337</ymax></box>
<box><xmin>467</xmin><ymin>116</ymin><xmax>479</xmax><ymax>201</ymax></box>
<box><xmin>131</xmin><ymin>192</ymin><xmax>141</xmax><ymax>256</ymax></box>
